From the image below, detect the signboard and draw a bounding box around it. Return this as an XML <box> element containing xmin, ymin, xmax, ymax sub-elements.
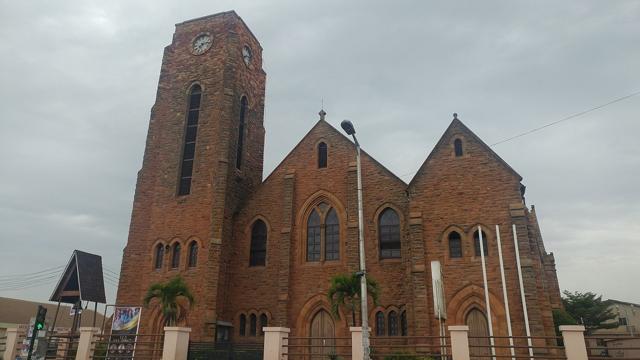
<box><xmin>107</xmin><ymin>307</ymin><xmax>142</xmax><ymax>360</ymax></box>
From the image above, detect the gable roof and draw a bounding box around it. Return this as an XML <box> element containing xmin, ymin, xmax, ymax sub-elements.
<box><xmin>49</xmin><ymin>250</ymin><xmax>106</xmax><ymax>304</ymax></box>
<box><xmin>261</xmin><ymin>119</ymin><xmax>407</xmax><ymax>186</ymax></box>
<box><xmin>408</xmin><ymin>117</ymin><xmax>522</xmax><ymax>187</ymax></box>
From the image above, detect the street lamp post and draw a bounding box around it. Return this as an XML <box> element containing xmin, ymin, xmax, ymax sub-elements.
<box><xmin>341</xmin><ymin>120</ymin><xmax>370</xmax><ymax>360</ymax></box>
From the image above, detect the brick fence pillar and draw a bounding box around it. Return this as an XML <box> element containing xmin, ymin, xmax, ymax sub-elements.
<box><xmin>449</xmin><ymin>325</ymin><xmax>470</xmax><ymax>360</ymax></box>
<box><xmin>3</xmin><ymin>328</ymin><xmax>21</xmax><ymax>360</ymax></box>
<box><xmin>162</xmin><ymin>327</ymin><xmax>191</xmax><ymax>360</ymax></box>
<box><xmin>560</xmin><ymin>325</ymin><xmax>588</xmax><ymax>360</ymax></box>
<box><xmin>75</xmin><ymin>327</ymin><xmax>100</xmax><ymax>360</ymax></box>
<box><xmin>263</xmin><ymin>327</ymin><xmax>290</xmax><ymax>360</ymax></box>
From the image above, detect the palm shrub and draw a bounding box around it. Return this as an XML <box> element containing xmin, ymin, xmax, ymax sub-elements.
<box><xmin>327</xmin><ymin>272</ymin><xmax>380</xmax><ymax>326</ymax></box>
<box><xmin>143</xmin><ymin>276</ymin><xmax>194</xmax><ymax>326</ymax></box>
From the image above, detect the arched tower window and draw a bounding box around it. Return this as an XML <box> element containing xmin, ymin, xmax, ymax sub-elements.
<box><xmin>178</xmin><ymin>84</ymin><xmax>202</xmax><ymax>196</ymax></box>
<box><xmin>388</xmin><ymin>311</ymin><xmax>399</xmax><ymax>336</ymax></box>
<box><xmin>448</xmin><ymin>231</ymin><xmax>463</xmax><ymax>258</ymax></box>
<box><xmin>318</xmin><ymin>142</ymin><xmax>327</xmax><ymax>168</ymax></box>
<box><xmin>236</xmin><ymin>96</ymin><xmax>248</xmax><ymax>169</ymax></box>
<box><xmin>454</xmin><ymin>138</ymin><xmax>463</xmax><ymax>157</ymax></box>
<box><xmin>325</xmin><ymin>209</ymin><xmax>339</xmax><ymax>260</ymax></box>
<box><xmin>306</xmin><ymin>210</ymin><xmax>321</xmax><ymax>261</ymax></box>
<box><xmin>379</xmin><ymin>208</ymin><xmax>401</xmax><ymax>259</ymax></box>
<box><xmin>171</xmin><ymin>243</ymin><xmax>181</xmax><ymax>269</ymax></box>
<box><xmin>239</xmin><ymin>314</ymin><xmax>246</xmax><ymax>336</ymax></box>
<box><xmin>250</xmin><ymin>314</ymin><xmax>257</xmax><ymax>336</ymax></box>
<box><xmin>154</xmin><ymin>244</ymin><xmax>164</xmax><ymax>270</ymax></box>
<box><xmin>400</xmin><ymin>311</ymin><xmax>408</xmax><ymax>336</ymax></box>
<box><xmin>188</xmin><ymin>241</ymin><xmax>198</xmax><ymax>267</ymax></box>
<box><xmin>376</xmin><ymin>311</ymin><xmax>385</xmax><ymax>336</ymax></box>
<box><xmin>259</xmin><ymin>313</ymin><xmax>268</xmax><ymax>335</ymax></box>
<box><xmin>250</xmin><ymin>219</ymin><xmax>267</xmax><ymax>266</ymax></box>
<box><xmin>474</xmin><ymin>230</ymin><xmax>488</xmax><ymax>256</ymax></box>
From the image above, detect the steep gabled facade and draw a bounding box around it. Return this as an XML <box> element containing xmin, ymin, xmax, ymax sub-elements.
<box><xmin>116</xmin><ymin>11</ymin><xmax>563</xmax><ymax>350</ymax></box>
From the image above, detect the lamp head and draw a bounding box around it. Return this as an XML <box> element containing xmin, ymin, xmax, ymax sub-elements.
<box><xmin>341</xmin><ymin>120</ymin><xmax>356</xmax><ymax>135</ymax></box>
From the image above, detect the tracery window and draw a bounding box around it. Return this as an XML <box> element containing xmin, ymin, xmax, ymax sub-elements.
<box><xmin>388</xmin><ymin>311</ymin><xmax>399</xmax><ymax>336</ymax></box>
<box><xmin>154</xmin><ymin>244</ymin><xmax>164</xmax><ymax>270</ymax></box>
<box><xmin>250</xmin><ymin>314</ymin><xmax>257</xmax><ymax>336</ymax></box>
<box><xmin>379</xmin><ymin>208</ymin><xmax>401</xmax><ymax>259</ymax></box>
<box><xmin>236</xmin><ymin>96</ymin><xmax>248</xmax><ymax>169</ymax></box>
<box><xmin>250</xmin><ymin>219</ymin><xmax>267</xmax><ymax>266</ymax></box>
<box><xmin>318</xmin><ymin>142</ymin><xmax>327</xmax><ymax>168</ymax></box>
<box><xmin>376</xmin><ymin>311</ymin><xmax>385</xmax><ymax>336</ymax></box>
<box><xmin>188</xmin><ymin>241</ymin><xmax>198</xmax><ymax>267</ymax></box>
<box><xmin>400</xmin><ymin>311</ymin><xmax>408</xmax><ymax>336</ymax></box>
<box><xmin>178</xmin><ymin>84</ymin><xmax>202</xmax><ymax>195</ymax></box>
<box><xmin>259</xmin><ymin>314</ymin><xmax>268</xmax><ymax>335</ymax></box>
<box><xmin>306</xmin><ymin>202</ymin><xmax>340</xmax><ymax>262</ymax></box>
<box><xmin>448</xmin><ymin>231</ymin><xmax>463</xmax><ymax>258</ymax></box>
<box><xmin>239</xmin><ymin>314</ymin><xmax>246</xmax><ymax>336</ymax></box>
<box><xmin>474</xmin><ymin>230</ymin><xmax>488</xmax><ymax>256</ymax></box>
<box><xmin>171</xmin><ymin>243</ymin><xmax>181</xmax><ymax>269</ymax></box>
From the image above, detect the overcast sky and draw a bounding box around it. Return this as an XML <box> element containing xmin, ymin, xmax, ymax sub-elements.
<box><xmin>1</xmin><ymin>1</ymin><xmax>639</xmax><ymax>306</ymax></box>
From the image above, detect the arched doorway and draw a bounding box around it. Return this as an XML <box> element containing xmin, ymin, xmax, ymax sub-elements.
<box><xmin>466</xmin><ymin>308</ymin><xmax>491</xmax><ymax>359</ymax></box>
<box><xmin>310</xmin><ymin>310</ymin><xmax>335</xmax><ymax>359</ymax></box>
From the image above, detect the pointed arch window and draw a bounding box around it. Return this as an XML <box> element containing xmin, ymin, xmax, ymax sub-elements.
<box><xmin>154</xmin><ymin>244</ymin><xmax>164</xmax><ymax>270</ymax></box>
<box><xmin>376</xmin><ymin>311</ymin><xmax>385</xmax><ymax>336</ymax></box>
<box><xmin>171</xmin><ymin>243</ymin><xmax>181</xmax><ymax>269</ymax></box>
<box><xmin>448</xmin><ymin>231</ymin><xmax>462</xmax><ymax>258</ymax></box>
<box><xmin>388</xmin><ymin>311</ymin><xmax>399</xmax><ymax>336</ymax></box>
<box><xmin>379</xmin><ymin>208</ymin><xmax>401</xmax><ymax>259</ymax></box>
<box><xmin>474</xmin><ymin>230</ymin><xmax>488</xmax><ymax>256</ymax></box>
<box><xmin>454</xmin><ymin>138</ymin><xmax>463</xmax><ymax>157</ymax></box>
<box><xmin>325</xmin><ymin>209</ymin><xmax>339</xmax><ymax>260</ymax></box>
<box><xmin>259</xmin><ymin>314</ymin><xmax>268</xmax><ymax>335</ymax></box>
<box><xmin>188</xmin><ymin>241</ymin><xmax>198</xmax><ymax>267</ymax></box>
<box><xmin>400</xmin><ymin>311</ymin><xmax>408</xmax><ymax>336</ymax></box>
<box><xmin>318</xmin><ymin>142</ymin><xmax>327</xmax><ymax>168</ymax></box>
<box><xmin>239</xmin><ymin>314</ymin><xmax>246</xmax><ymax>336</ymax></box>
<box><xmin>236</xmin><ymin>96</ymin><xmax>248</xmax><ymax>169</ymax></box>
<box><xmin>306</xmin><ymin>203</ymin><xmax>340</xmax><ymax>262</ymax></box>
<box><xmin>178</xmin><ymin>84</ymin><xmax>202</xmax><ymax>195</ymax></box>
<box><xmin>250</xmin><ymin>219</ymin><xmax>267</xmax><ymax>266</ymax></box>
<box><xmin>249</xmin><ymin>314</ymin><xmax>257</xmax><ymax>336</ymax></box>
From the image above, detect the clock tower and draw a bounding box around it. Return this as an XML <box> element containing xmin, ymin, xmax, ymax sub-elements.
<box><xmin>116</xmin><ymin>11</ymin><xmax>266</xmax><ymax>340</ymax></box>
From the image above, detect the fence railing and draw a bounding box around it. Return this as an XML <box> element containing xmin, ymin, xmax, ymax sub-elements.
<box><xmin>283</xmin><ymin>336</ymin><xmax>352</xmax><ymax>359</ymax></box>
<box><xmin>369</xmin><ymin>335</ymin><xmax>451</xmax><ymax>359</ymax></box>
<box><xmin>467</xmin><ymin>335</ymin><xmax>566</xmax><ymax>360</ymax></box>
<box><xmin>90</xmin><ymin>333</ymin><xmax>164</xmax><ymax>360</ymax></box>
<box><xmin>585</xmin><ymin>334</ymin><xmax>640</xmax><ymax>360</ymax></box>
<box><xmin>45</xmin><ymin>332</ymin><xmax>81</xmax><ymax>360</ymax></box>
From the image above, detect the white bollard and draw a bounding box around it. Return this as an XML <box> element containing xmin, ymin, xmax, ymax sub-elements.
<box><xmin>449</xmin><ymin>325</ymin><xmax>471</xmax><ymax>360</ymax></box>
<box><xmin>263</xmin><ymin>327</ymin><xmax>290</xmax><ymax>360</ymax></box>
<box><xmin>75</xmin><ymin>327</ymin><xmax>100</xmax><ymax>360</ymax></box>
<box><xmin>560</xmin><ymin>325</ymin><xmax>588</xmax><ymax>360</ymax></box>
<box><xmin>162</xmin><ymin>327</ymin><xmax>191</xmax><ymax>360</ymax></box>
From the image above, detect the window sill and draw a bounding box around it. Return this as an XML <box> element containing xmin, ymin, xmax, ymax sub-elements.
<box><xmin>379</xmin><ymin>257</ymin><xmax>402</xmax><ymax>264</ymax></box>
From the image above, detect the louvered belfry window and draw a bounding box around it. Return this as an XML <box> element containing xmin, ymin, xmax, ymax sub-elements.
<box><xmin>178</xmin><ymin>84</ymin><xmax>202</xmax><ymax>195</ymax></box>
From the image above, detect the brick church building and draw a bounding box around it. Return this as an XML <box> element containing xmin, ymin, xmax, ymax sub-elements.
<box><xmin>116</xmin><ymin>11</ymin><xmax>563</xmax><ymax>346</ymax></box>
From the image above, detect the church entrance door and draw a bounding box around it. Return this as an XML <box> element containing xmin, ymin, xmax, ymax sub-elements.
<box><xmin>466</xmin><ymin>308</ymin><xmax>491</xmax><ymax>359</ymax></box>
<box><xmin>309</xmin><ymin>310</ymin><xmax>335</xmax><ymax>359</ymax></box>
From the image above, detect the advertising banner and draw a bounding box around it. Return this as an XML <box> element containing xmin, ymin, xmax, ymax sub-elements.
<box><xmin>107</xmin><ymin>307</ymin><xmax>141</xmax><ymax>360</ymax></box>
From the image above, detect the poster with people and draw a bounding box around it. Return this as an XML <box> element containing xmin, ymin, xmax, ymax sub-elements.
<box><xmin>107</xmin><ymin>307</ymin><xmax>141</xmax><ymax>360</ymax></box>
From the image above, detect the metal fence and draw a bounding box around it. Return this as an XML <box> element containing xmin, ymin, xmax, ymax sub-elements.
<box><xmin>467</xmin><ymin>335</ymin><xmax>566</xmax><ymax>360</ymax></box>
<box><xmin>282</xmin><ymin>336</ymin><xmax>352</xmax><ymax>360</ymax></box>
<box><xmin>45</xmin><ymin>333</ymin><xmax>80</xmax><ymax>360</ymax></box>
<box><xmin>187</xmin><ymin>342</ymin><xmax>263</xmax><ymax>360</ymax></box>
<box><xmin>585</xmin><ymin>334</ymin><xmax>640</xmax><ymax>360</ymax></box>
<box><xmin>369</xmin><ymin>335</ymin><xmax>451</xmax><ymax>359</ymax></box>
<box><xmin>90</xmin><ymin>333</ymin><xmax>164</xmax><ymax>360</ymax></box>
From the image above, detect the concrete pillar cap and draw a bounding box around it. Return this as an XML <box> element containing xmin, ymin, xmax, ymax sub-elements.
<box><xmin>163</xmin><ymin>326</ymin><xmax>192</xmax><ymax>332</ymax></box>
<box><xmin>559</xmin><ymin>325</ymin><xmax>586</xmax><ymax>332</ymax></box>
<box><xmin>263</xmin><ymin>327</ymin><xmax>290</xmax><ymax>333</ymax></box>
<box><xmin>448</xmin><ymin>325</ymin><xmax>470</xmax><ymax>331</ymax></box>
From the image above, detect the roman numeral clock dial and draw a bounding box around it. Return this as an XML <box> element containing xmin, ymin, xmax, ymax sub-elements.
<box><xmin>191</xmin><ymin>33</ymin><xmax>212</xmax><ymax>55</ymax></box>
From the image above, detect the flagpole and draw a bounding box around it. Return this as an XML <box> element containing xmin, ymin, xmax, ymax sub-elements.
<box><xmin>478</xmin><ymin>226</ymin><xmax>496</xmax><ymax>360</ymax></box>
<box><xmin>513</xmin><ymin>224</ymin><xmax>534</xmax><ymax>359</ymax></box>
<box><xmin>496</xmin><ymin>225</ymin><xmax>515</xmax><ymax>360</ymax></box>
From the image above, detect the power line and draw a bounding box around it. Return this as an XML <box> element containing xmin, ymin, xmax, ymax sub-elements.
<box><xmin>0</xmin><ymin>265</ymin><xmax>64</xmax><ymax>279</ymax></box>
<box><xmin>490</xmin><ymin>90</ymin><xmax>640</xmax><ymax>146</ymax></box>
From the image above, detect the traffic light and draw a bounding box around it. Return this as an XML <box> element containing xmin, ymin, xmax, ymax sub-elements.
<box><xmin>35</xmin><ymin>305</ymin><xmax>47</xmax><ymax>331</ymax></box>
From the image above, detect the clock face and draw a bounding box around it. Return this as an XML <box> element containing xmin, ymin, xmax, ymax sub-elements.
<box><xmin>192</xmin><ymin>34</ymin><xmax>212</xmax><ymax>55</ymax></box>
<box><xmin>242</xmin><ymin>46</ymin><xmax>252</xmax><ymax>65</ymax></box>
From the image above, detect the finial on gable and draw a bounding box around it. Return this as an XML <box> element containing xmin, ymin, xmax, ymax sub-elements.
<box><xmin>453</xmin><ymin>113</ymin><xmax>458</xmax><ymax>120</ymax></box>
<box><xmin>319</xmin><ymin>109</ymin><xmax>326</xmax><ymax>121</ymax></box>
